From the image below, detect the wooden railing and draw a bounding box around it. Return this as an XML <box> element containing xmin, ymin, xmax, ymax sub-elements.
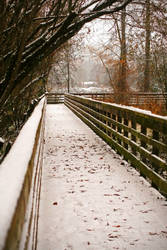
<box><xmin>0</xmin><ymin>98</ymin><xmax>46</xmax><ymax>250</ymax></box>
<box><xmin>65</xmin><ymin>94</ymin><xmax>167</xmax><ymax>197</ymax></box>
<box><xmin>70</xmin><ymin>92</ymin><xmax>167</xmax><ymax>106</ymax></box>
<box><xmin>46</xmin><ymin>92</ymin><xmax>64</xmax><ymax>104</ymax></box>
<box><xmin>45</xmin><ymin>91</ymin><xmax>167</xmax><ymax>108</ymax></box>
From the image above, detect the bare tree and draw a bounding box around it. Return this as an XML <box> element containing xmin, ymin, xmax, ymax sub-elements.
<box><xmin>0</xmin><ymin>0</ymin><xmax>133</xmax><ymax>108</ymax></box>
<box><xmin>144</xmin><ymin>0</ymin><xmax>151</xmax><ymax>91</ymax></box>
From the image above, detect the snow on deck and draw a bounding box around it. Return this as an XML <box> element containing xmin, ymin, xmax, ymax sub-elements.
<box><xmin>37</xmin><ymin>104</ymin><xmax>167</xmax><ymax>250</ymax></box>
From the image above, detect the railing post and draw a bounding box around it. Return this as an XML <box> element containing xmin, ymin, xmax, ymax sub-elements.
<box><xmin>123</xmin><ymin>118</ymin><xmax>129</xmax><ymax>149</ymax></box>
<box><xmin>152</xmin><ymin>130</ymin><xmax>159</xmax><ymax>171</ymax></box>
<box><xmin>112</xmin><ymin>114</ymin><xmax>116</xmax><ymax>142</ymax></box>
<box><xmin>131</xmin><ymin>120</ymin><xmax>137</xmax><ymax>156</ymax></box>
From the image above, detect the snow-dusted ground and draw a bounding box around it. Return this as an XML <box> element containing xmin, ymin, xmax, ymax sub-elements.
<box><xmin>37</xmin><ymin>104</ymin><xmax>167</xmax><ymax>250</ymax></box>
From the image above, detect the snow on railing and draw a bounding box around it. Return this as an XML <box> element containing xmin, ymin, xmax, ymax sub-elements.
<box><xmin>0</xmin><ymin>98</ymin><xmax>46</xmax><ymax>250</ymax></box>
<box><xmin>65</xmin><ymin>94</ymin><xmax>167</xmax><ymax>197</ymax></box>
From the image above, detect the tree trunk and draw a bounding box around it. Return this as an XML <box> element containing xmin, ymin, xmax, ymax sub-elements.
<box><xmin>119</xmin><ymin>6</ymin><xmax>127</xmax><ymax>91</ymax></box>
<box><xmin>144</xmin><ymin>0</ymin><xmax>151</xmax><ymax>92</ymax></box>
<box><xmin>116</xmin><ymin>7</ymin><xmax>128</xmax><ymax>104</ymax></box>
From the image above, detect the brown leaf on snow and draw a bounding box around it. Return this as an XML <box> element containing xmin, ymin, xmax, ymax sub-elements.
<box><xmin>68</xmin><ymin>191</ymin><xmax>75</xmax><ymax>194</ymax></box>
<box><xmin>88</xmin><ymin>170</ymin><xmax>96</xmax><ymax>174</ymax></box>
<box><xmin>149</xmin><ymin>232</ymin><xmax>159</xmax><ymax>236</ymax></box>
<box><xmin>140</xmin><ymin>210</ymin><xmax>152</xmax><ymax>213</ymax></box>
<box><xmin>161</xmin><ymin>231</ymin><xmax>167</xmax><ymax>234</ymax></box>
<box><xmin>53</xmin><ymin>202</ymin><xmax>58</xmax><ymax>205</ymax></box>
<box><xmin>112</xmin><ymin>225</ymin><xmax>121</xmax><ymax>228</ymax></box>
<box><xmin>108</xmin><ymin>233</ymin><xmax>119</xmax><ymax>239</ymax></box>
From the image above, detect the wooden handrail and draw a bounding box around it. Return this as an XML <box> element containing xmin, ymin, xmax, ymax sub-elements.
<box><xmin>0</xmin><ymin>98</ymin><xmax>46</xmax><ymax>250</ymax></box>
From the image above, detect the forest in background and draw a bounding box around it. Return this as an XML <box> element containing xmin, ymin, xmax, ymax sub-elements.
<box><xmin>0</xmin><ymin>0</ymin><xmax>166</xmax><ymax>160</ymax></box>
<box><xmin>49</xmin><ymin>0</ymin><xmax>167</xmax><ymax>107</ymax></box>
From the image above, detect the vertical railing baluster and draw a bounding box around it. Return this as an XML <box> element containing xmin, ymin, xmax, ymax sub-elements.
<box><xmin>152</xmin><ymin>130</ymin><xmax>159</xmax><ymax>173</ymax></box>
<box><xmin>112</xmin><ymin>114</ymin><xmax>116</xmax><ymax>141</ymax></box>
<box><xmin>117</xmin><ymin>114</ymin><xmax>122</xmax><ymax>145</ymax></box>
<box><xmin>131</xmin><ymin>120</ymin><xmax>137</xmax><ymax>156</ymax></box>
<box><xmin>124</xmin><ymin>118</ymin><xmax>129</xmax><ymax>149</ymax></box>
<box><xmin>140</xmin><ymin>125</ymin><xmax>147</xmax><ymax>178</ymax></box>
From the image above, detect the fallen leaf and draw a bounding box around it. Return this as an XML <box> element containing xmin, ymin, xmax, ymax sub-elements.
<box><xmin>80</xmin><ymin>190</ymin><xmax>86</xmax><ymax>193</ymax></box>
<box><xmin>108</xmin><ymin>233</ymin><xmax>118</xmax><ymax>239</ymax></box>
<box><xmin>161</xmin><ymin>231</ymin><xmax>167</xmax><ymax>234</ymax></box>
<box><xmin>68</xmin><ymin>191</ymin><xmax>75</xmax><ymax>194</ymax></box>
<box><xmin>140</xmin><ymin>210</ymin><xmax>152</xmax><ymax>213</ymax></box>
<box><xmin>53</xmin><ymin>202</ymin><xmax>58</xmax><ymax>205</ymax></box>
<box><xmin>149</xmin><ymin>232</ymin><xmax>159</xmax><ymax>236</ymax></box>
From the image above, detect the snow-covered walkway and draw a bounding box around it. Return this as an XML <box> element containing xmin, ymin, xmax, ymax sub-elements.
<box><xmin>37</xmin><ymin>104</ymin><xmax>167</xmax><ymax>250</ymax></box>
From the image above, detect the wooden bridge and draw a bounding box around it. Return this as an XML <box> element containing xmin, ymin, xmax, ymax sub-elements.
<box><xmin>0</xmin><ymin>93</ymin><xmax>167</xmax><ymax>250</ymax></box>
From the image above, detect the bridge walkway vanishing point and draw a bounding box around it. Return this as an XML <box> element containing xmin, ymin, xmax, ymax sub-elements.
<box><xmin>37</xmin><ymin>104</ymin><xmax>167</xmax><ymax>250</ymax></box>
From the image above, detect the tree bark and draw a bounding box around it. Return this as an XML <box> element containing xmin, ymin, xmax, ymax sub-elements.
<box><xmin>119</xmin><ymin>6</ymin><xmax>127</xmax><ymax>92</ymax></box>
<box><xmin>144</xmin><ymin>0</ymin><xmax>151</xmax><ymax>92</ymax></box>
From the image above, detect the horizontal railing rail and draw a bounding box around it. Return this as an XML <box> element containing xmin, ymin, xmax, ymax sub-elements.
<box><xmin>0</xmin><ymin>98</ymin><xmax>46</xmax><ymax>250</ymax></box>
<box><xmin>65</xmin><ymin>94</ymin><xmax>167</xmax><ymax>197</ymax></box>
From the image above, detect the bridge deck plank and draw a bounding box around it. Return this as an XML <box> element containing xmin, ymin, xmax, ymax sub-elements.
<box><xmin>37</xmin><ymin>104</ymin><xmax>167</xmax><ymax>250</ymax></box>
